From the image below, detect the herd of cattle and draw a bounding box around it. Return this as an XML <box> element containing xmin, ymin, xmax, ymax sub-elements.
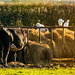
<box><xmin>0</xmin><ymin>25</ymin><xmax>49</xmax><ymax>66</ymax></box>
<box><xmin>0</xmin><ymin>19</ymin><xmax>70</xmax><ymax>66</ymax></box>
<box><xmin>0</xmin><ymin>27</ymin><xmax>27</xmax><ymax>66</ymax></box>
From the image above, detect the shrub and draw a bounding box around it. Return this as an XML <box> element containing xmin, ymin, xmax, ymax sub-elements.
<box><xmin>0</xmin><ymin>3</ymin><xmax>75</xmax><ymax>26</ymax></box>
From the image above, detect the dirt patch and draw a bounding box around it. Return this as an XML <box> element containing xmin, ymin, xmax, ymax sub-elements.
<box><xmin>0</xmin><ymin>60</ymin><xmax>75</xmax><ymax>68</ymax></box>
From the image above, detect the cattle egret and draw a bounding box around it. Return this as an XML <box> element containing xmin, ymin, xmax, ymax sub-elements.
<box><xmin>64</xmin><ymin>20</ymin><xmax>70</xmax><ymax>27</ymax></box>
<box><xmin>58</xmin><ymin>19</ymin><xmax>64</xmax><ymax>26</ymax></box>
<box><xmin>35</xmin><ymin>23</ymin><xmax>49</xmax><ymax>32</ymax></box>
<box><xmin>36</xmin><ymin>23</ymin><xmax>44</xmax><ymax>27</ymax></box>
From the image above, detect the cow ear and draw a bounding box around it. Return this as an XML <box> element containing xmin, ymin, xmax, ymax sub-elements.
<box><xmin>23</xmin><ymin>29</ymin><xmax>27</xmax><ymax>33</ymax></box>
<box><xmin>25</xmin><ymin>30</ymin><xmax>27</xmax><ymax>33</ymax></box>
<box><xmin>21</xmin><ymin>29</ymin><xmax>26</xmax><ymax>34</ymax></box>
<box><xmin>21</xmin><ymin>29</ymin><xmax>28</xmax><ymax>34</ymax></box>
<box><xmin>20</xmin><ymin>29</ymin><xmax>24</xmax><ymax>34</ymax></box>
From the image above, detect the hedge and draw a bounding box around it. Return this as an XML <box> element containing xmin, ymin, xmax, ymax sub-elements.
<box><xmin>0</xmin><ymin>3</ymin><xmax>75</xmax><ymax>26</ymax></box>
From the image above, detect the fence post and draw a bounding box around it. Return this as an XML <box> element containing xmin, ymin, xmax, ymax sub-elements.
<box><xmin>63</xmin><ymin>28</ymin><xmax>65</xmax><ymax>49</ymax></box>
<box><xmin>27</xmin><ymin>28</ymin><xmax>29</xmax><ymax>43</ymax></box>
<box><xmin>51</xmin><ymin>28</ymin><xmax>53</xmax><ymax>43</ymax></box>
<box><xmin>39</xmin><ymin>28</ymin><xmax>41</xmax><ymax>42</ymax></box>
<box><xmin>74</xmin><ymin>31</ymin><xmax>75</xmax><ymax>59</ymax></box>
<box><xmin>74</xmin><ymin>31</ymin><xmax>75</xmax><ymax>44</ymax></box>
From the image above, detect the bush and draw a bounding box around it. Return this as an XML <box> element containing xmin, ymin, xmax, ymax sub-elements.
<box><xmin>0</xmin><ymin>3</ymin><xmax>75</xmax><ymax>26</ymax></box>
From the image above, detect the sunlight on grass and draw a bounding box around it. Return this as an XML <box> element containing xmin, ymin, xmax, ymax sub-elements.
<box><xmin>0</xmin><ymin>67</ymin><xmax>75</xmax><ymax>75</ymax></box>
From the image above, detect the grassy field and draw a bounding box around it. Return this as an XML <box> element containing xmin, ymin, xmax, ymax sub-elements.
<box><xmin>0</xmin><ymin>67</ymin><xmax>75</xmax><ymax>75</ymax></box>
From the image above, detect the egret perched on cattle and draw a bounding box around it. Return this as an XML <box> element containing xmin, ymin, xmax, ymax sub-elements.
<box><xmin>64</xmin><ymin>20</ymin><xmax>70</xmax><ymax>27</ymax></box>
<box><xmin>35</xmin><ymin>23</ymin><xmax>49</xmax><ymax>32</ymax></box>
<box><xmin>58</xmin><ymin>19</ymin><xmax>64</xmax><ymax>26</ymax></box>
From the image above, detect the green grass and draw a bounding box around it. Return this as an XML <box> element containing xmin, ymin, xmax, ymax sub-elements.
<box><xmin>0</xmin><ymin>67</ymin><xmax>75</xmax><ymax>75</ymax></box>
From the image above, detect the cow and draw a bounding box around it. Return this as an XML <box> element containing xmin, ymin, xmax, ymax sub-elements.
<box><xmin>0</xmin><ymin>27</ymin><xmax>27</xmax><ymax>66</ymax></box>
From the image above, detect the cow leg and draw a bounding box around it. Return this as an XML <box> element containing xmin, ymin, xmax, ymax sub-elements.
<box><xmin>0</xmin><ymin>49</ymin><xmax>4</xmax><ymax>65</ymax></box>
<box><xmin>3</xmin><ymin>48</ymin><xmax>10</xmax><ymax>66</ymax></box>
<box><xmin>3</xmin><ymin>43</ymin><xmax>10</xmax><ymax>66</ymax></box>
<box><xmin>22</xmin><ymin>46</ymin><xmax>27</xmax><ymax>64</ymax></box>
<box><xmin>0</xmin><ymin>41</ymin><xmax>4</xmax><ymax>65</ymax></box>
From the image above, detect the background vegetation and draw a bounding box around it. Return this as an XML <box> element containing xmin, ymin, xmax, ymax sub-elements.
<box><xmin>0</xmin><ymin>3</ymin><xmax>75</xmax><ymax>26</ymax></box>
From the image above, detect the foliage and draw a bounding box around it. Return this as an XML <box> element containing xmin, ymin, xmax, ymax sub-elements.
<box><xmin>0</xmin><ymin>3</ymin><xmax>75</xmax><ymax>26</ymax></box>
<box><xmin>0</xmin><ymin>67</ymin><xmax>75</xmax><ymax>75</ymax></box>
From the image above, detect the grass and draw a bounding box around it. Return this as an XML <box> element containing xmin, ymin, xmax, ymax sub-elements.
<box><xmin>0</xmin><ymin>67</ymin><xmax>75</xmax><ymax>75</ymax></box>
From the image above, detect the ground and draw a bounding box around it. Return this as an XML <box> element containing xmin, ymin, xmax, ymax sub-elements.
<box><xmin>0</xmin><ymin>58</ymin><xmax>75</xmax><ymax>75</ymax></box>
<box><xmin>0</xmin><ymin>58</ymin><xmax>75</xmax><ymax>68</ymax></box>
